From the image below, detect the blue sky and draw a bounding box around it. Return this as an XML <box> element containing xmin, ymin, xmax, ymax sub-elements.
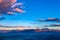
<box><xmin>0</xmin><ymin>0</ymin><xmax>60</xmax><ymax>27</ymax></box>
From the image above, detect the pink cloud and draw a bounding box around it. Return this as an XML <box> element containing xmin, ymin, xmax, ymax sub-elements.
<box><xmin>0</xmin><ymin>0</ymin><xmax>25</xmax><ymax>15</ymax></box>
<box><xmin>7</xmin><ymin>12</ymin><xmax>14</xmax><ymax>14</ymax></box>
<box><xmin>13</xmin><ymin>8</ymin><xmax>25</xmax><ymax>13</ymax></box>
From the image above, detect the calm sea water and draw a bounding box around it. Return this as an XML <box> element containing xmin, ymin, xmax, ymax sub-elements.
<box><xmin>0</xmin><ymin>32</ymin><xmax>60</xmax><ymax>40</ymax></box>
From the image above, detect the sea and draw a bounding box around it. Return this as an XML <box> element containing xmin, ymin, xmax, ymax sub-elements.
<box><xmin>0</xmin><ymin>31</ymin><xmax>60</xmax><ymax>40</ymax></box>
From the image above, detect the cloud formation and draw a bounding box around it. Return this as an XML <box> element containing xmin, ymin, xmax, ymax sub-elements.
<box><xmin>37</xmin><ymin>18</ymin><xmax>60</xmax><ymax>22</ymax></box>
<box><xmin>0</xmin><ymin>17</ymin><xmax>5</xmax><ymax>20</ymax></box>
<box><xmin>0</xmin><ymin>0</ymin><xmax>25</xmax><ymax>15</ymax></box>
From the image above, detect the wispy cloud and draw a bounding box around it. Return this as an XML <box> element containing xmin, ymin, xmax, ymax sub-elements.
<box><xmin>36</xmin><ymin>18</ymin><xmax>60</xmax><ymax>22</ymax></box>
<box><xmin>0</xmin><ymin>0</ymin><xmax>25</xmax><ymax>15</ymax></box>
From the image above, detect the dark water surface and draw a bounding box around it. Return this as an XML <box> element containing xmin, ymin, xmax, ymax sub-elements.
<box><xmin>0</xmin><ymin>32</ymin><xmax>60</xmax><ymax>40</ymax></box>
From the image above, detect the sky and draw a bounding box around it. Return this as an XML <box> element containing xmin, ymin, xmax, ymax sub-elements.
<box><xmin>0</xmin><ymin>0</ymin><xmax>60</xmax><ymax>27</ymax></box>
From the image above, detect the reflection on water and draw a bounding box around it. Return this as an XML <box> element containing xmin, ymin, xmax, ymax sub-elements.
<box><xmin>0</xmin><ymin>32</ymin><xmax>60</xmax><ymax>40</ymax></box>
